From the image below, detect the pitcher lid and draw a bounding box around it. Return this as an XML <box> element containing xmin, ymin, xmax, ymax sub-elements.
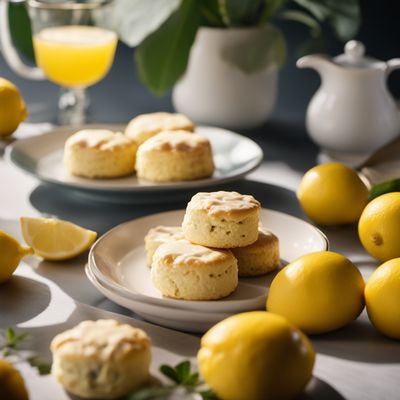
<box><xmin>334</xmin><ymin>41</ymin><xmax>383</xmax><ymax>69</ymax></box>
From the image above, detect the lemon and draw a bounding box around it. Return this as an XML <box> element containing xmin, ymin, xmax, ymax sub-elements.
<box><xmin>297</xmin><ymin>162</ymin><xmax>369</xmax><ymax>226</ymax></box>
<box><xmin>267</xmin><ymin>251</ymin><xmax>365</xmax><ymax>334</ymax></box>
<box><xmin>0</xmin><ymin>230</ymin><xmax>32</xmax><ymax>284</ymax></box>
<box><xmin>0</xmin><ymin>359</ymin><xmax>29</xmax><ymax>400</ymax></box>
<box><xmin>365</xmin><ymin>258</ymin><xmax>400</xmax><ymax>339</ymax></box>
<box><xmin>0</xmin><ymin>78</ymin><xmax>27</xmax><ymax>137</ymax></box>
<box><xmin>358</xmin><ymin>192</ymin><xmax>400</xmax><ymax>262</ymax></box>
<box><xmin>20</xmin><ymin>217</ymin><xmax>97</xmax><ymax>261</ymax></box>
<box><xmin>198</xmin><ymin>311</ymin><xmax>315</xmax><ymax>400</ymax></box>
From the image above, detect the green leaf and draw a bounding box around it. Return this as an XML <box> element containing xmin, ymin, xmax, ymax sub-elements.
<box><xmin>184</xmin><ymin>372</ymin><xmax>199</xmax><ymax>386</ymax></box>
<box><xmin>259</xmin><ymin>0</ymin><xmax>288</xmax><ymax>25</ymax></box>
<box><xmin>221</xmin><ymin>25</ymin><xmax>286</xmax><ymax>74</ymax></box>
<box><xmin>160</xmin><ymin>364</ymin><xmax>181</xmax><ymax>384</ymax></box>
<box><xmin>99</xmin><ymin>0</ymin><xmax>182</xmax><ymax>47</ymax></box>
<box><xmin>200</xmin><ymin>389</ymin><xmax>219</xmax><ymax>400</ymax></box>
<box><xmin>28</xmin><ymin>356</ymin><xmax>52</xmax><ymax>375</ymax></box>
<box><xmin>293</xmin><ymin>0</ymin><xmax>360</xmax><ymax>41</ymax></box>
<box><xmin>175</xmin><ymin>360</ymin><xmax>191</xmax><ymax>382</ymax></box>
<box><xmin>280</xmin><ymin>10</ymin><xmax>321</xmax><ymax>37</ymax></box>
<box><xmin>368</xmin><ymin>179</ymin><xmax>400</xmax><ymax>201</ymax></box>
<box><xmin>135</xmin><ymin>0</ymin><xmax>201</xmax><ymax>95</ymax></box>
<box><xmin>199</xmin><ymin>0</ymin><xmax>225</xmax><ymax>27</ymax></box>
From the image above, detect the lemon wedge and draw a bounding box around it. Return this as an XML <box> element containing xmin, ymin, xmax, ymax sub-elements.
<box><xmin>20</xmin><ymin>217</ymin><xmax>97</xmax><ymax>261</ymax></box>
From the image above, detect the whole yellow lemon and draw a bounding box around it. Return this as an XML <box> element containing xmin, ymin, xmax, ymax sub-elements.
<box><xmin>198</xmin><ymin>311</ymin><xmax>315</xmax><ymax>400</ymax></box>
<box><xmin>267</xmin><ymin>251</ymin><xmax>365</xmax><ymax>334</ymax></box>
<box><xmin>358</xmin><ymin>192</ymin><xmax>400</xmax><ymax>262</ymax></box>
<box><xmin>297</xmin><ymin>162</ymin><xmax>369</xmax><ymax>226</ymax></box>
<box><xmin>0</xmin><ymin>359</ymin><xmax>29</xmax><ymax>400</ymax></box>
<box><xmin>0</xmin><ymin>230</ymin><xmax>32</xmax><ymax>284</ymax></box>
<box><xmin>365</xmin><ymin>258</ymin><xmax>400</xmax><ymax>339</ymax></box>
<box><xmin>0</xmin><ymin>77</ymin><xmax>27</xmax><ymax>137</ymax></box>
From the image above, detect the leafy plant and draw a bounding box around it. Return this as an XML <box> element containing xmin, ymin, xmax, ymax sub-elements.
<box><xmin>0</xmin><ymin>327</ymin><xmax>52</xmax><ymax>375</ymax></box>
<box><xmin>109</xmin><ymin>0</ymin><xmax>361</xmax><ymax>95</ymax></box>
<box><xmin>125</xmin><ymin>360</ymin><xmax>218</xmax><ymax>400</ymax></box>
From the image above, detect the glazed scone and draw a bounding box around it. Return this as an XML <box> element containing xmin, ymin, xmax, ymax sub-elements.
<box><xmin>182</xmin><ymin>191</ymin><xmax>260</xmax><ymax>248</ymax></box>
<box><xmin>50</xmin><ymin>319</ymin><xmax>151</xmax><ymax>399</ymax></box>
<box><xmin>151</xmin><ymin>239</ymin><xmax>238</xmax><ymax>300</ymax></box>
<box><xmin>125</xmin><ymin>112</ymin><xmax>194</xmax><ymax>145</ymax></box>
<box><xmin>64</xmin><ymin>129</ymin><xmax>137</xmax><ymax>178</ymax></box>
<box><xmin>231</xmin><ymin>228</ymin><xmax>280</xmax><ymax>277</ymax></box>
<box><xmin>145</xmin><ymin>225</ymin><xmax>184</xmax><ymax>266</ymax></box>
<box><xmin>136</xmin><ymin>131</ymin><xmax>214</xmax><ymax>182</ymax></box>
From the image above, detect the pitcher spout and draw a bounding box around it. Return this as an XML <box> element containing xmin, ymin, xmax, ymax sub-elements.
<box><xmin>296</xmin><ymin>54</ymin><xmax>335</xmax><ymax>76</ymax></box>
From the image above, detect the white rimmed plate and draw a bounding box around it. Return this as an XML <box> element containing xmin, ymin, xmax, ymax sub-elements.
<box><xmin>7</xmin><ymin>124</ymin><xmax>263</xmax><ymax>194</ymax></box>
<box><xmin>87</xmin><ymin>209</ymin><xmax>328</xmax><ymax>330</ymax></box>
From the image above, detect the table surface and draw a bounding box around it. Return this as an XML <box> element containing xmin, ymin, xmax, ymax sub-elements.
<box><xmin>1</xmin><ymin>45</ymin><xmax>400</xmax><ymax>399</ymax></box>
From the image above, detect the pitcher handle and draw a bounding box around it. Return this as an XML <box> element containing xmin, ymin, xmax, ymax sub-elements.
<box><xmin>0</xmin><ymin>0</ymin><xmax>45</xmax><ymax>80</ymax></box>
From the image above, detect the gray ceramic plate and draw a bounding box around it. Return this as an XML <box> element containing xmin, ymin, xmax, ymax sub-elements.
<box><xmin>7</xmin><ymin>124</ymin><xmax>263</xmax><ymax>195</ymax></box>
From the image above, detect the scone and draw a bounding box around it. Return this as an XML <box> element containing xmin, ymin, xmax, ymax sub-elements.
<box><xmin>151</xmin><ymin>239</ymin><xmax>238</xmax><ymax>300</ymax></box>
<box><xmin>64</xmin><ymin>129</ymin><xmax>137</xmax><ymax>178</ymax></box>
<box><xmin>182</xmin><ymin>191</ymin><xmax>260</xmax><ymax>248</ymax></box>
<box><xmin>144</xmin><ymin>225</ymin><xmax>184</xmax><ymax>266</ymax></box>
<box><xmin>50</xmin><ymin>319</ymin><xmax>151</xmax><ymax>399</ymax></box>
<box><xmin>125</xmin><ymin>112</ymin><xmax>194</xmax><ymax>145</ymax></box>
<box><xmin>136</xmin><ymin>131</ymin><xmax>214</xmax><ymax>182</ymax></box>
<box><xmin>231</xmin><ymin>228</ymin><xmax>280</xmax><ymax>277</ymax></box>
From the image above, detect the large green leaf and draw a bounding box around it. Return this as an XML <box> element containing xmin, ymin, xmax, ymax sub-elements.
<box><xmin>293</xmin><ymin>0</ymin><xmax>360</xmax><ymax>40</ymax></box>
<box><xmin>9</xmin><ymin>2</ymin><xmax>34</xmax><ymax>61</ymax></box>
<box><xmin>135</xmin><ymin>0</ymin><xmax>201</xmax><ymax>95</ymax></box>
<box><xmin>103</xmin><ymin>0</ymin><xmax>181</xmax><ymax>47</ymax></box>
<box><xmin>281</xmin><ymin>9</ymin><xmax>321</xmax><ymax>38</ymax></box>
<box><xmin>198</xmin><ymin>0</ymin><xmax>225</xmax><ymax>27</ymax></box>
<box><xmin>221</xmin><ymin>25</ymin><xmax>286</xmax><ymax>74</ymax></box>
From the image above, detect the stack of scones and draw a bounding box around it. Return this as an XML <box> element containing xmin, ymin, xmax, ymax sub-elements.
<box><xmin>146</xmin><ymin>191</ymin><xmax>280</xmax><ymax>300</ymax></box>
<box><xmin>64</xmin><ymin>112</ymin><xmax>214</xmax><ymax>182</ymax></box>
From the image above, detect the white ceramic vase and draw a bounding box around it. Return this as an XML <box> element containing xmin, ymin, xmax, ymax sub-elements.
<box><xmin>172</xmin><ymin>26</ymin><xmax>279</xmax><ymax>130</ymax></box>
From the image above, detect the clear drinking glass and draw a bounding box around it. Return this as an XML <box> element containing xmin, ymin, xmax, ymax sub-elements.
<box><xmin>0</xmin><ymin>0</ymin><xmax>117</xmax><ymax>125</ymax></box>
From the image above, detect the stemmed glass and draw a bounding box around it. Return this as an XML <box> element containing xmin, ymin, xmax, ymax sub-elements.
<box><xmin>0</xmin><ymin>0</ymin><xmax>117</xmax><ymax>125</ymax></box>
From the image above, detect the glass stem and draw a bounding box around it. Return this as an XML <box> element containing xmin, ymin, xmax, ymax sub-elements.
<box><xmin>58</xmin><ymin>87</ymin><xmax>88</xmax><ymax>126</ymax></box>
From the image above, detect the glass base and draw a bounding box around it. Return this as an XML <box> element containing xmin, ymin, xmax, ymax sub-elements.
<box><xmin>58</xmin><ymin>87</ymin><xmax>89</xmax><ymax>126</ymax></box>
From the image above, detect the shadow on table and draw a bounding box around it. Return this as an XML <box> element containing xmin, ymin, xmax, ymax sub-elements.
<box><xmin>301</xmin><ymin>376</ymin><xmax>346</xmax><ymax>400</ymax></box>
<box><xmin>0</xmin><ymin>276</ymin><xmax>51</xmax><ymax>326</ymax></box>
<box><xmin>29</xmin><ymin>180</ymin><xmax>301</xmax><ymax>234</ymax></box>
<box><xmin>312</xmin><ymin>314</ymin><xmax>400</xmax><ymax>364</ymax></box>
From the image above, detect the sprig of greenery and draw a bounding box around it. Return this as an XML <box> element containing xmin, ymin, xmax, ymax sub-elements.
<box><xmin>125</xmin><ymin>360</ymin><xmax>218</xmax><ymax>400</ymax></box>
<box><xmin>1</xmin><ymin>327</ymin><xmax>52</xmax><ymax>375</ymax></box>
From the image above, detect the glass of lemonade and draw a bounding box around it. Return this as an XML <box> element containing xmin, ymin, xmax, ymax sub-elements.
<box><xmin>29</xmin><ymin>0</ymin><xmax>116</xmax><ymax>124</ymax></box>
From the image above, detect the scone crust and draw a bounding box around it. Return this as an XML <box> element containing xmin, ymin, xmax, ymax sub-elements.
<box><xmin>151</xmin><ymin>239</ymin><xmax>238</xmax><ymax>300</ymax></box>
<box><xmin>136</xmin><ymin>131</ymin><xmax>214</xmax><ymax>182</ymax></box>
<box><xmin>232</xmin><ymin>228</ymin><xmax>280</xmax><ymax>277</ymax></box>
<box><xmin>51</xmin><ymin>319</ymin><xmax>151</xmax><ymax>399</ymax></box>
<box><xmin>64</xmin><ymin>129</ymin><xmax>137</xmax><ymax>178</ymax></box>
<box><xmin>144</xmin><ymin>226</ymin><xmax>184</xmax><ymax>266</ymax></box>
<box><xmin>182</xmin><ymin>191</ymin><xmax>260</xmax><ymax>248</ymax></box>
<box><xmin>125</xmin><ymin>112</ymin><xmax>194</xmax><ymax>145</ymax></box>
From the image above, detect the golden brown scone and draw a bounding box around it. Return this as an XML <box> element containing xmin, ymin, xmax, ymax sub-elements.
<box><xmin>144</xmin><ymin>225</ymin><xmax>184</xmax><ymax>266</ymax></box>
<box><xmin>125</xmin><ymin>112</ymin><xmax>194</xmax><ymax>145</ymax></box>
<box><xmin>64</xmin><ymin>129</ymin><xmax>137</xmax><ymax>178</ymax></box>
<box><xmin>136</xmin><ymin>131</ymin><xmax>214</xmax><ymax>182</ymax></box>
<box><xmin>182</xmin><ymin>191</ymin><xmax>260</xmax><ymax>248</ymax></box>
<box><xmin>231</xmin><ymin>228</ymin><xmax>280</xmax><ymax>277</ymax></box>
<box><xmin>50</xmin><ymin>319</ymin><xmax>151</xmax><ymax>399</ymax></box>
<box><xmin>151</xmin><ymin>239</ymin><xmax>238</xmax><ymax>300</ymax></box>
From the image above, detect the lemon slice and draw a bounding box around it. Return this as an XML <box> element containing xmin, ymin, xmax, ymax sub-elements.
<box><xmin>20</xmin><ymin>217</ymin><xmax>97</xmax><ymax>261</ymax></box>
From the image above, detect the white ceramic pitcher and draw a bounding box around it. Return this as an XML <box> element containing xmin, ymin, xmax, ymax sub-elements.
<box><xmin>297</xmin><ymin>40</ymin><xmax>400</xmax><ymax>164</ymax></box>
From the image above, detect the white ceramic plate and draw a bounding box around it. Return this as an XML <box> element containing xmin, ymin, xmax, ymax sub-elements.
<box><xmin>87</xmin><ymin>209</ymin><xmax>328</xmax><ymax>330</ymax></box>
<box><xmin>7</xmin><ymin>123</ymin><xmax>263</xmax><ymax>193</ymax></box>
